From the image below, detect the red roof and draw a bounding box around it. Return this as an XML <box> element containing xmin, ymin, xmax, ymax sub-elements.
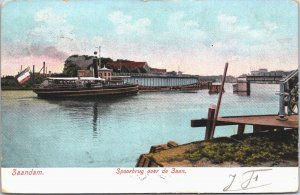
<box><xmin>107</xmin><ymin>61</ymin><xmax>147</xmax><ymax>69</ymax></box>
<box><xmin>150</xmin><ymin>68</ymin><xmax>167</xmax><ymax>73</ymax></box>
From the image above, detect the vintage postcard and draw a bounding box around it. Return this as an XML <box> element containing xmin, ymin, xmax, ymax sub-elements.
<box><xmin>0</xmin><ymin>0</ymin><xmax>298</xmax><ymax>193</ymax></box>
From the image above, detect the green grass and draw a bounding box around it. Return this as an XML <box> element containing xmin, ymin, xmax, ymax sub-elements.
<box><xmin>183</xmin><ymin>129</ymin><xmax>298</xmax><ymax>166</ymax></box>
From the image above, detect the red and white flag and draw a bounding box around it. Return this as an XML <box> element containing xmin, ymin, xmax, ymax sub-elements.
<box><xmin>16</xmin><ymin>67</ymin><xmax>31</xmax><ymax>85</ymax></box>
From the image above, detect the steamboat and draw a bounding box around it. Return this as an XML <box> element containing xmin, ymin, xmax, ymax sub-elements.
<box><xmin>33</xmin><ymin>77</ymin><xmax>139</xmax><ymax>99</ymax></box>
<box><xmin>33</xmin><ymin>55</ymin><xmax>139</xmax><ymax>99</ymax></box>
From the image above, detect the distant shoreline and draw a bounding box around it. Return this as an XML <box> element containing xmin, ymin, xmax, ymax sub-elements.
<box><xmin>1</xmin><ymin>88</ymin><xmax>33</xmax><ymax>91</ymax></box>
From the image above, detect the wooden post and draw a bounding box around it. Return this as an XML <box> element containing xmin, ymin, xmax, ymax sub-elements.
<box><xmin>247</xmin><ymin>81</ymin><xmax>251</xmax><ymax>96</ymax></box>
<box><xmin>237</xmin><ymin>124</ymin><xmax>245</xmax><ymax>135</ymax></box>
<box><xmin>205</xmin><ymin>104</ymin><xmax>216</xmax><ymax>140</ymax></box>
<box><xmin>210</xmin><ymin>62</ymin><xmax>229</xmax><ymax>139</ymax></box>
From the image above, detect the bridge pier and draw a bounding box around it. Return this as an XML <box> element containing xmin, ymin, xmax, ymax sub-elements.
<box><xmin>233</xmin><ymin>79</ymin><xmax>251</xmax><ymax>96</ymax></box>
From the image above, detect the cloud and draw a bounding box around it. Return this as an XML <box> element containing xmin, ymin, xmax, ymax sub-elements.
<box><xmin>167</xmin><ymin>11</ymin><xmax>206</xmax><ymax>39</ymax></box>
<box><xmin>2</xmin><ymin>4</ymin><xmax>296</xmax><ymax>77</ymax></box>
<box><xmin>152</xmin><ymin>11</ymin><xmax>207</xmax><ymax>52</ymax></box>
<box><xmin>108</xmin><ymin>11</ymin><xmax>151</xmax><ymax>35</ymax></box>
<box><xmin>3</xmin><ymin>7</ymin><xmax>77</xmax><ymax>59</ymax></box>
<box><xmin>2</xmin><ymin>5</ymin><xmax>107</xmax><ymax>73</ymax></box>
<box><xmin>31</xmin><ymin>46</ymin><xmax>68</xmax><ymax>60</ymax></box>
<box><xmin>6</xmin><ymin>7</ymin><xmax>100</xmax><ymax>60</ymax></box>
<box><xmin>218</xmin><ymin>14</ymin><xmax>237</xmax><ymax>26</ymax></box>
<box><xmin>3</xmin><ymin>41</ymin><xmax>68</xmax><ymax>60</ymax></box>
<box><xmin>214</xmin><ymin>14</ymin><xmax>267</xmax><ymax>58</ymax></box>
<box><xmin>263</xmin><ymin>21</ymin><xmax>278</xmax><ymax>33</ymax></box>
<box><xmin>217</xmin><ymin>14</ymin><xmax>264</xmax><ymax>40</ymax></box>
<box><xmin>31</xmin><ymin>8</ymin><xmax>75</xmax><ymax>50</ymax></box>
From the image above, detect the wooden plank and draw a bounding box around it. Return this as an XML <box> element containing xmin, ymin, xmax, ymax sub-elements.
<box><xmin>218</xmin><ymin>115</ymin><xmax>298</xmax><ymax>129</ymax></box>
<box><xmin>221</xmin><ymin>114</ymin><xmax>277</xmax><ymax>118</ymax></box>
<box><xmin>191</xmin><ymin>118</ymin><xmax>235</xmax><ymax>127</ymax></box>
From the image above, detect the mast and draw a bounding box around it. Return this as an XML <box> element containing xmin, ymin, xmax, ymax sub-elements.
<box><xmin>96</xmin><ymin>46</ymin><xmax>102</xmax><ymax>68</ymax></box>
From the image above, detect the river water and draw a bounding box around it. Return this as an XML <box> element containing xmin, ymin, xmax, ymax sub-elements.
<box><xmin>1</xmin><ymin>84</ymin><xmax>279</xmax><ymax>167</ymax></box>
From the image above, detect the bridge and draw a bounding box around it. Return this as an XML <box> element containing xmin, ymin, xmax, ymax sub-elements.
<box><xmin>113</xmin><ymin>73</ymin><xmax>200</xmax><ymax>87</ymax></box>
<box><xmin>246</xmin><ymin>75</ymin><xmax>284</xmax><ymax>83</ymax></box>
<box><xmin>246</xmin><ymin>72</ymin><xmax>290</xmax><ymax>83</ymax></box>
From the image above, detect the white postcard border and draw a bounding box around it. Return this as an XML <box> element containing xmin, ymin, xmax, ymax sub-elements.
<box><xmin>1</xmin><ymin>167</ymin><xmax>298</xmax><ymax>193</ymax></box>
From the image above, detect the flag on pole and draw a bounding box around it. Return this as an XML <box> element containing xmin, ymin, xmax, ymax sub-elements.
<box><xmin>16</xmin><ymin>67</ymin><xmax>31</xmax><ymax>85</ymax></box>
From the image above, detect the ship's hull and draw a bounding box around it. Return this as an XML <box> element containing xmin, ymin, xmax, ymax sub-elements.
<box><xmin>33</xmin><ymin>84</ymin><xmax>139</xmax><ymax>99</ymax></box>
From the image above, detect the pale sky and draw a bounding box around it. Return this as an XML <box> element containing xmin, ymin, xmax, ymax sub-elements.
<box><xmin>1</xmin><ymin>0</ymin><xmax>298</xmax><ymax>76</ymax></box>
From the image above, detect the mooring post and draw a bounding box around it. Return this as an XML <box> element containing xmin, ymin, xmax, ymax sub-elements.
<box><xmin>237</xmin><ymin>124</ymin><xmax>245</xmax><ymax>135</ymax></box>
<box><xmin>205</xmin><ymin>104</ymin><xmax>216</xmax><ymax>140</ymax></box>
<box><xmin>246</xmin><ymin>81</ymin><xmax>251</xmax><ymax>96</ymax></box>
<box><xmin>210</xmin><ymin>62</ymin><xmax>228</xmax><ymax>139</ymax></box>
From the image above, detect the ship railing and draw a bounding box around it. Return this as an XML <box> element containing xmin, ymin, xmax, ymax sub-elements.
<box><xmin>41</xmin><ymin>84</ymin><xmax>78</xmax><ymax>89</ymax></box>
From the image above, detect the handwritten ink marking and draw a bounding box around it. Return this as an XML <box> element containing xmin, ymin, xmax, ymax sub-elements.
<box><xmin>137</xmin><ymin>174</ymin><xmax>148</xmax><ymax>181</ymax></box>
<box><xmin>223</xmin><ymin>174</ymin><xmax>236</xmax><ymax>191</ymax></box>
<box><xmin>223</xmin><ymin>169</ymin><xmax>272</xmax><ymax>192</ymax></box>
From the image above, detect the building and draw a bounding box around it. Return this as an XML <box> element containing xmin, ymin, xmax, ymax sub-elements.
<box><xmin>78</xmin><ymin>70</ymin><xmax>93</xmax><ymax>77</ymax></box>
<box><xmin>251</xmin><ymin>68</ymin><xmax>268</xmax><ymax>76</ymax></box>
<box><xmin>98</xmin><ymin>67</ymin><xmax>112</xmax><ymax>80</ymax></box>
<box><xmin>150</xmin><ymin>68</ymin><xmax>167</xmax><ymax>75</ymax></box>
<box><xmin>78</xmin><ymin>67</ymin><xmax>112</xmax><ymax>80</ymax></box>
<box><xmin>258</xmin><ymin>68</ymin><xmax>268</xmax><ymax>72</ymax></box>
<box><xmin>106</xmin><ymin>60</ymin><xmax>151</xmax><ymax>73</ymax></box>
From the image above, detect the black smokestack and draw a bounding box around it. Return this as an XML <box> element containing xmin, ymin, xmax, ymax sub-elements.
<box><xmin>93</xmin><ymin>58</ymin><xmax>99</xmax><ymax>78</ymax></box>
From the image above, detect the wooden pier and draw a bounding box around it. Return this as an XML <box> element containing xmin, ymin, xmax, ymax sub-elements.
<box><xmin>191</xmin><ymin>113</ymin><xmax>298</xmax><ymax>140</ymax></box>
<box><xmin>135</xmin><ymin>105</ymin><xmax>298</xmax><ymax>168</ymax></box>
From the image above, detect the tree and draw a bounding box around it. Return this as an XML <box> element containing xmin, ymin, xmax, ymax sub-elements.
<box><xmin>62</xmin><ymin>56</ymin><xmax>82</xmax><ymax>77</ymax></box>
<box><xmin>63</xmin><ymin>64</ymin><xmax>80</xmax><ymax>77</ymax></box>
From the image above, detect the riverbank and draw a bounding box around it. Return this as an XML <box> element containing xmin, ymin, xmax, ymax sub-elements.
<box><xmin>1</xmin><ymin>87</ymin><xmax>33</xmax><ymax>90</ymax></box>
<box><xmin>136</xmin><ymin>128</ymin><xmax>298</xmax><ymax>167</ymax></box>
